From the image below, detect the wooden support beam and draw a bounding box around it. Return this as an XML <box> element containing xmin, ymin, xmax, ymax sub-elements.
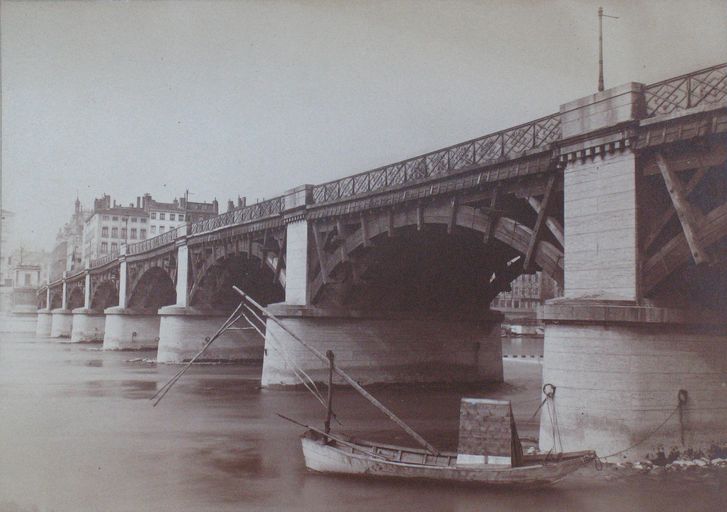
<box><xmin>260</xmin><ymin>230</ymin><xmax>269</xmax><ymax>269</ymax></box>
<box><xmin>644</xmin><ymin>167</ymin><xmax>707</xmax><ymax>251</ymax></box>
<box><xmin>527</xmin><ymin>197</ymin><xmax>565</xmax><ymax>248</ymax></box>
<box><xmin>483</xmin><ymin>187</ymin><xmax>500</xmax><ymax>245</ymax></box>
<box><xmin>387</xmin><ymin>210</ymin><xmax>395</xmax><ymax>238</ymax></box>
<box><xmin>336</xmin><ymin>219</ymin><xmax>349</xmax><ymax>263</ymax></box>
<box><xmin>416</xmin><ymin>203</ymin><xmax>423</xmax><ymax>231</ymax></box>
<box><xmin>523</xmin><ymin>174</ymin><xmax>557</xmax><ymax>271</ymax></box>
<box><xmin>312</xmin><ymin>222</ymin><xmax>329</xmax><ymax>285</ymax></box>
<box><xmin>643</xmin><ymin>144</ymin><xmax>726</xmax><ymax>176</ymax></box>
<box><xmin>655</xmin><ymin>153</ymin><xmax>709</xmax><ymax>265</ymax></box>
<box><xmin>447</xmin><ymin>197</ymin><xmax>458</xmax><ymax>234</ymax></box>
<box><xmin>273</xmin><ymin>230</ymin><xmax>286</xmax><ymax>284</ymax></box>
<box><xmin>360</xmin><ymin>213</ymin><xmax>370</xmax><ymax>248</ymax></box>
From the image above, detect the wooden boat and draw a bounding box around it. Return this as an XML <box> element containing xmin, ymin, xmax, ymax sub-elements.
<box><xmin>230</xmin><ymin>288</ymin><xmax>597</xmax><ymax>487</ymax></box>
<box><xmin>300</xmin><ymin>428</ymin><xmax>594</xmax><ymax>486</ymax></box>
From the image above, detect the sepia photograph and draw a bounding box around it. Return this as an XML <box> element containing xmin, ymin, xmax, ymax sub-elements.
<box><xmin>1</xmin><ymin>1</ymin><xmax>725</xmax><ymax>511</ymax></box>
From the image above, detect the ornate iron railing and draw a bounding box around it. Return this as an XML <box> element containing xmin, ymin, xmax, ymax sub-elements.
<box><xmin>127</xmin><ymin>227</ymin><xmax>178</xmax><ymax>255</ymax></box>
<box><xmin>189</xmin><ymin>196</ymin><xmax>285</xmax><ymax>235</ymax></box>
<box><xmin>89</xmin><ymin>249</ymin><xmax>119</xmax><ymax>269</ymax></box>
<box><xmin>644</xmin><ymin>63</ymin><xmax>727</xmax><ymax>117</ymax></box>
<box><xmin>311</xmin><ymin>113</ymin><xmax>561</xmax><ymax>204</ymax></box>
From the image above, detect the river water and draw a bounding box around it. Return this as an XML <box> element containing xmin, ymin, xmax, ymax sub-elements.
<box><xmin>0</xmin><ymin>330</ymin><xmax>723</xmax><ymax>512</ymax></box>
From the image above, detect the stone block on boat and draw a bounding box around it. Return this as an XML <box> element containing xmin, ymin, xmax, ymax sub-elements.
<box><xmin>457</xmin><ymin>398</ymin><xmax>517</xmax><ymax>466</ymax></box>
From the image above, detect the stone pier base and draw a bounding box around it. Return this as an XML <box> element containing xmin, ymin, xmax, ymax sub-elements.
<box><xmin>261</xmin><ymin>305</ymin><xmax>503</xmax><ymax>387</ymax></box>
<box><xmin>50</xmin><ymin>308</ymin><xmax>73</xmax><ymax>338</ymax></box>
<box><xmin>539</xmin><ymin>300</ymin><xmax>727</xmax><ymax>462</ymax></box>
<box><xmin>36</xmin><ymin>309</ymin><xmax>53</xmax><ymax>337</ymax></box>
<box><xmin>102</xmin><ymin>307</ymin><xmax>160</xmax><ymax>350</ymax></box>
<box><xmin>70</xmin><ymin>308</ymin><xmax>106</xmax><ymax>343</ymax></box>
<box><xmin>156</xmin><ymin>306</ymin><xmax>264</xmax><ymax>363</ymax></box>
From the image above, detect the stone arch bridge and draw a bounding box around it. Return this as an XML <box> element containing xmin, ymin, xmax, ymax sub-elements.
<box><xmin>37</xmin><ymin>63</ymin><xmax>727</xmax><ymax>460</ymax></box>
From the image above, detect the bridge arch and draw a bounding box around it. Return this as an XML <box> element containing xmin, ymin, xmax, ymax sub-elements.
<box><xmin>310</xmin><ymin>201</ymin><xmax>563</xmax><ymax>310</ymax></box>
<box><xmin>67</xmin><ymin>286</ymin><xmax>85</xmax><ymax>310</ymax></box>
<box><xmin>127</xmin><ymin>266</ymin><xmax>176</xmax><ymax>310</ymax></box>
<box><xmin>49</xmin><ymin>289</ymin><xmax>63</xmax><ymax>310</ymax></box>
<box><xmin>189</xmin><ymin>250</ymin><xmax>284</xmax><ymax>310</ymax></box>
<box><xmin>90</xmin><ymin>280</ymin><xmax>119</xmax><ymax>311</ymax></box>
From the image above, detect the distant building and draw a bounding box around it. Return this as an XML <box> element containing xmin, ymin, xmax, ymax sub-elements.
<box><xmin>1</xmin><ymin>209</ymin><xmax>16</xmax><ymax>287</ymax></box>
<box><xmin>82</xmin><ymin>192</ymin><xmax>219</xmax><ymax>265</ymax></box>
<box><xmin>49</xmin><ymin>198</ymin><xmax>88</xmax><ymax>281</ymax></box>
<box><xmin>82</xmin><ymin>194</ymin><xmax>148</xmax><ymax>264</ymax></box>
<box><xmin>491</xmin><ymin>272</ymin><xmax>562</xmax><ymax>332</ymax></box>
<box><xmin>142</xmin><ymin>192</ymin><xmax>218</xmax><ymax>238</ymax></box>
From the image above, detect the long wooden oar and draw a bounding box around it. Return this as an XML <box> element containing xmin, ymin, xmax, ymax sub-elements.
<box><xmin>233</xmin><ymin>286</ymin><xmax>439</xmax><ymax>455</ymax></box>
<box><xmin>151</xmin><ymin>303</ymin><xmax>245</xmax><ymax>406</ymax></box>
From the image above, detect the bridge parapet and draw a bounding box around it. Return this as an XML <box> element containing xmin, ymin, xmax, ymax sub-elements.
<box><xmin>644</xmin><ymin>63</ymin><xmax>726</xmax><ymax>117</ymax></box>
<box><xmin>311</xmin><ymin>112</ymin><xmax>561</xmax><ymax>205</ymax></box>
<box><xmin>90</xmin><ymin>251</ymin><xmax>119</xmax><ymax>270</ymax></box>
<box><xmin>127</xmin><ymin>227</ymin><xmax>178</xmax><ymax>255</ymax></box>
<box><xmin>189</xmin><ymin>195</ymin><xmax>284</xmax><ymax>235</ymax></box>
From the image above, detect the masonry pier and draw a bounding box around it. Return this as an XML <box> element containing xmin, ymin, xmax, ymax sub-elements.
<box><xmin>102</xmin><ymin>307</ymin><xmax>160</xmax><ymax>350</ymax></box>
<box><xmin>538</xmin><ymin>78</ymin><xmax>727</xmax><ymax>460</ymax></box>
<box><xmin>157</xmin><ymin>306</ymin><xmax>264</xmax><ymax>363</ymax></box>
<box><xmin>36</xmin><ymin>308</ymin><xmax>53</xmax><ymax>337</ymax></box>
<box><xmin>261</xmin><ymin>305</ymin><xmax>503</xmax><ymax>387</ymax></box>
<box><xmin>70</xmin><ymin>308</ymin><xmax>106</xmax><ymax>343</ymax></box>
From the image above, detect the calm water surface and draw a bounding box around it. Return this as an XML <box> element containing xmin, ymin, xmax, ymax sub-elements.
<box><xmin>0</xmin><ymin>331</ymin><xmax>723</xmax><ymax>512</ymax></box>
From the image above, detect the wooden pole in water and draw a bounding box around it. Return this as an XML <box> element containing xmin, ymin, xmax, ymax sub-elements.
<box><xmin>324</xmin><ymin>350</ymin><xmax>334</xmax><ymax>436</ymax></box>
<box><xmin>232</xmin><ymin>286</ymin><xmax>439</xmax><ymax>454</ymax></box>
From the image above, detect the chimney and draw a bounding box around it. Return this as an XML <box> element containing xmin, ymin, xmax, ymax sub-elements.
<box><xmin>237</xmin><ymin>196</ymin><xmax>246</xmax><ymax>208</ymax></box>
<box><xmin>136</xmin><ymin>196</ymin><xmax>141</xmax><ymax>208</ymax></box>
<box><xmin>212</xmin><ymin>198</ymin><xmax>219</xmax><ymax>214</ymax></box>
<box><xmin>227</xmin><ymin>200</ymin><xmax>234</xmax><ymax>212</ymax></box>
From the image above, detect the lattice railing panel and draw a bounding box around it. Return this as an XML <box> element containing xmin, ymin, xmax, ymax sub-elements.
<box><xmin>311</xmin><ymin>112</ymin><xmax>561</xmax><ymax>204</ymax></box>
<box><xmin>645</xmin><ymin>64</ymin><xmax>726</xmax><ymax>116</ymax></box>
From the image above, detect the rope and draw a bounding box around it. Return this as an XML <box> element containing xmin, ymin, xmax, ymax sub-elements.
<box><xmin>598</xmin><ymin>389</ymin><xmax>689</xmax><ymax>462</ymax></box>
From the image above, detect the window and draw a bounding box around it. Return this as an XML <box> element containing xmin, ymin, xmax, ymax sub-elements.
<box><xmin>111</xmin><ymin>242</ymin><xmax>118</xmax><ymax>252</ymax></box>
<box><xmin>111</xmin><ymin>227</ymin><xmax>118</xmax><ymax>238</ymax></box>
<box><xmin>112</xmin><ymin>216</ymin><xmax>118</xmax><ymax>221</ymax></box>
<box><xmin>159</xmin><ymin>226</ymin><xmax>165</xmax><ymax>233</ymax></box>
<box><xmin>178</xmin><ymin>214</ymin><xmax>184</xmax><ymax>221</ymax></box>
<box><xmin>140</xmin><ymin>218</ymin><xmax>147</xmax><ymax>223</ymax></box>
<box><xmin>131</xmin><ymin>217</ymin><xmax>137</xmax><ymax>223</ymax></box>
<box><xmin>101</xmin><ymin>227</ymin><xmax>109</xmax><ymax>238</ymax></box>
<box><xmin>159</xmin><ymin>213</ymin><xmax>166</xmax><ymax>220</ymax></box>
<box><xmin>102</xmin><ymin>215</ymin><xmax>109</xmax><ymax>220</ymax></box>
<box><xmin>150</xmin><ymin>226</ymin><xmax>156</xmax><ymax>234</ymax></box>
<box><xmin>101</xmin><ymin>242</ymin><xmax>108</xmax><ymax>253</ymax></box>
<box><xmin>151</xmin><ymin>212</ymin><xmax>156</xmax><ymax>219</ymax></box>
<box><xmin>140</xmin><ymin>229</ymin><xmax>147</xmax><ymax>239</ymax></box>
<box><xmin>169</xmin><ymin>213</ymin><xmax>175</xmax><ymax>221</ymax></box>
<box><xmin>121</xmin><ymin>228</ymin><xmax>127</xmax><ymax>238</ymax></box>
<box><xmin>130</xmin><ymin>228</ymin><xmax>137</xmax><ymax>239</ymax></box>
<box><xmin>24</xmin><ymin>274</ymin><xmax>31</xmax><ymax>286</ymax></box>
<box><xmin>122</xmin><ymin>216</ymin><xmax>128</xmax><ymax>221</ymax></box>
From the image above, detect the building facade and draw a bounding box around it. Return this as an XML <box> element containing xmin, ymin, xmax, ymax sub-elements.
<box><xmin>142</xmin><ymin>192</ymin><xmax>218</xmax><ymax>238</ymax></box>
<box><xmin>82</xmin><ymin>192</ymin><xmax>219</xmax><ymax>265</ymax></box>
<box><xmin>49</xmin><ymin>198</ymin><xmax>88</xmax><ymax>281</ymax></box>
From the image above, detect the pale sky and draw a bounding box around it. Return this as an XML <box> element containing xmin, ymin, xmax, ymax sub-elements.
<box><xmin>2</xmin><ymin>0</ymin><xmax>725</xmax><ymax>251</ymax></box>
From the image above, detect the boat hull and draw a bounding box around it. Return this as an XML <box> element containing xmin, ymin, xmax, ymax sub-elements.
<box><xmin>301</xmin><ymin>433</ymin><xmax>593</xmax><ymax>487</ymax></box>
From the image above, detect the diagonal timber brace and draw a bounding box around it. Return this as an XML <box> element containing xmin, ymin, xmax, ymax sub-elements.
<box><xmin>655</xmin><ymin>153</ymin><xmax>709</xmax><ymax>265</ymax></box>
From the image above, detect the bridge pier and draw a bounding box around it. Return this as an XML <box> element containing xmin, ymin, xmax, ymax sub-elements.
<box><xmin>70</xmin><ymin>308</ymin><xmax>106</xmax><ymax>343</ymax></box>
<box><xmin>156</xmin><ymin>306</ymin><xmax>264</xmax><ymax>363</ymax></box>
<box><xmin>540</xmin><ymin>301</ymin><xmax>727</xmax><ymax>461</ymax></box>
<box><xmin>261</xmin><ymin>305</ymin><xmax>503</xmax><ymax>387</ymax></box>
<box><xmin>36</xmin><ymin>308</ymin><xmax>53</xmax><ymax>337</ymax></box>
<box><xmin>538</xmin><ymin>80</ymin><xmax>727</xmax><ymax>460</ymax></box>
<box><xmin>49</xmin><ymin>309</ymin><xmax>73</xmax><ymax>338</ymax></box>
<box><xmin>102</xmin><ymin>307</ymin><xmax>160</xmax><ymax>350</ymax></box>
